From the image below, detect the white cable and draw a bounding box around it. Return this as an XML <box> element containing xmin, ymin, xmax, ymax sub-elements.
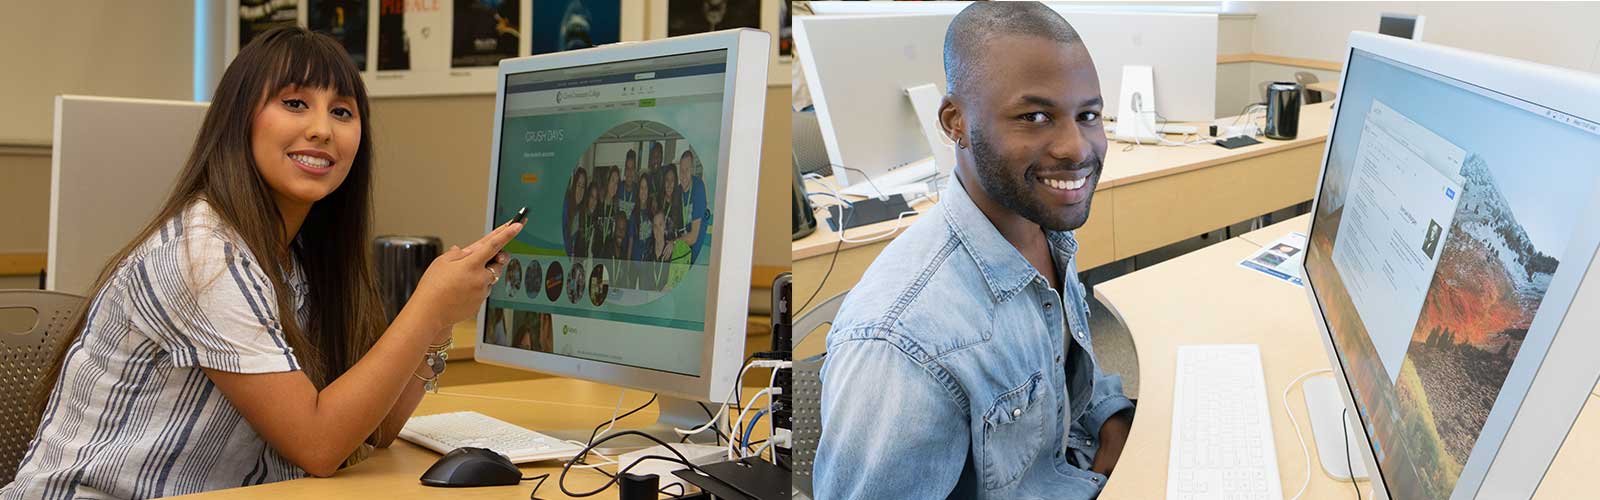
<box><xmin>729</xmin><ymin>387</ymin><xmax>775</xmax><ymax>460</ymax></box>
<box><xmin>587</xmin><ymin>390</ymin><xmax>627</xmax><ymax>447</ymax></box>
<box><xmin>1283</xmin><ymin>368</ymin><xmax>1334</xmax><ymax>500</ymax></box>
<box><xmin>560</xmin><ymin>440</ymin><xmax>620</xmax><ymax>470</ymax></box>
<box><xmin>675</xmin><ymin>362</ymin><xmax>757</xmax><ymax>436</ymax></box>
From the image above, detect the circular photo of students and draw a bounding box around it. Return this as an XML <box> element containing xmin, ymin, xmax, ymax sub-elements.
<box><xmin>544</xmin><ymin>260</ymin><xmax>564</xmax><ymax>302</ymax></box>
<box><xmin>589</xmin><ymin>264</ymin><xmax>609</xmax><ymax>306</ymax></box>
<box><xmin>567</xmin><ymin>261</ymin><xmax>586</xmax><ymax>304</ymax></box>
<box><xmin>523</xmin><ymin>259</ymin><xmax>542</xmax><ymax>299</ymax></box>
<box><xmin>504</xmin><ymin>258</ymin><xmax>523</xmax><ymax>297</ymax></box>
<box><xmin>562</xmin><ymin>120</ymin><xmax>713</xmax><ymax>290</ymax></box>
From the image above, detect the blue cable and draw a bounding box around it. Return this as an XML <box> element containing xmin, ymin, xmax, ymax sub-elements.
<box><xmin>742</xmin><ymin>408</ymin><xmax>769</xmax><ymax>451</ymax></box>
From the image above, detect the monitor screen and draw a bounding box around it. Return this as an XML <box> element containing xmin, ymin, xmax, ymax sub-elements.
<box><xmin>1307</xmin><ymin>49</ymin><xmax>1600</xmax><ymax>499</ymax></box>
<box><xmin>484</xmin><ymin>49</ymin><xmax>727</xmax><ymax>377</ymax></box>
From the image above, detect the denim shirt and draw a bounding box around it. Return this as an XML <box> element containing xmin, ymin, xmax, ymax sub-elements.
<box><xmin>815</xmin><ymin>180</ymin><xmax>1135</xmax><ymax>500</ymax></box>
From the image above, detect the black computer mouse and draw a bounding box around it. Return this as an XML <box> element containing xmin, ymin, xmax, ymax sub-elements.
<box><xmin>419</xmin><ymin>447</ymin><xmax>522</xmax><ymax>487</ymax></box>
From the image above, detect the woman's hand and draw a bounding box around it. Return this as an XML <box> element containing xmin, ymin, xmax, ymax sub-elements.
<box><xmin>407</xmin><ymin>221</ymin><xmax>524</xmax><ymax>331</ymax></box>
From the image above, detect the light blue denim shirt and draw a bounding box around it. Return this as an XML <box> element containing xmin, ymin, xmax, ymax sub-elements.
<box><xmin>815</xmin><ymin>179</ymin><xmax>1136</xmax><ymax>500</ymax></box>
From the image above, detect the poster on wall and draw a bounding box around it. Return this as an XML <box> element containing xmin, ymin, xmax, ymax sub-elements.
<box><xmin>308</xmin><ymin>0</ymin><xmax>368</xmax><ymax>68</ymax></box>
<box><xmin>531</xmin><ymin>0</ymin><xmax>621</xmax><ymax>54</ymax></box>
<box><xmin>778</xmin><ymin>0</ymin><xmax>791</xmax><ymax>58</ymax></box>
<box><xmin>239</xmin><ymin>0</ymin><xmax>301</xmax><ymax>49</ymax></box>
<box><xmin>378</xmin><ymin>0</ymin><xmax>449</xmax><ymax>71</ymax></box>
<box><xmin>452</xmin><ymin>0</ymin><xmax>521</xmax><ymax>67</ymax></box>
<box><xmin>667</xmin><ymin>0</ymin><xmax>759</xmax><ymax>36</ymax></box>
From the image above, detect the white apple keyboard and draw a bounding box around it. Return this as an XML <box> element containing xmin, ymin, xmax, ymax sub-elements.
<box><xmin>1167</xmin><ymin>345</ymin><xmax>1284</xmax><ymax>500</ymax></box>
<box><xmin>400</xmin><ymin>411</ymin><xmax>585</xmax><ymax>464</ymax></box>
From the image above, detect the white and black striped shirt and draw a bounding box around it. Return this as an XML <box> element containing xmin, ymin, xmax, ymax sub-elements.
<box><xmin>1</xmin><ymin>201</ymin><xmax>311</xmax><ymax>499</ymax></box>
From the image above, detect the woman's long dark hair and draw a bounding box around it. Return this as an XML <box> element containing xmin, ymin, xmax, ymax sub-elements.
<box><xmin>37</xmin><ymin>27</ymin><xmax>387</xmax><ymax>414</ymax></box>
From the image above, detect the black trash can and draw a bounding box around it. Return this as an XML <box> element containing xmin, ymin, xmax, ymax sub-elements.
<box><xmin>373</xmin><ymin>235</ymin><xmax>442</xmax><ymax>322</ymax></box>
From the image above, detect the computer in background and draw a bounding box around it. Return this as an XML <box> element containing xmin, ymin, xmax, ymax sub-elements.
<box><xmin>793</xmin><ymin>9</ymin><xmax>1215</xmax><ymax>199</ymax></box>
<box><xmin>1300</xmin><ymin>31</ymin><xmax>1600</xmax><ymax>499</ymax></box>
<box><xmin>469</xmin><ymin>28</ymin><xmax>770</xmax><ymax>452</ymax></box>
<box><xmin>1378</xmin><ymin>13</ymin><xmax>1425</xmax><ymax>41</ymax></box>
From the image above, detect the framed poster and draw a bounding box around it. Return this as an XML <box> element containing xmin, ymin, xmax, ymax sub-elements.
<box><xmin>531</xmin><ymin>0</ymin><xmax>623</xmax><ymax>54</ymax></box>
<box><xmin>648</xmin><ymin>0</ymin><xmax>786</xmax><ymax>86</ymax></box>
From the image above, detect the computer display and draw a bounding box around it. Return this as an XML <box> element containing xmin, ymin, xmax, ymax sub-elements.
<box><xmin>483</xmin><ymin>49</ymin><xmax>726</xmax><ymax>377</ymax></box>
<box><xmin>1306</xmin><ymin>45</ymin><xmax>1600</xmax><ymax>499</ymax></box>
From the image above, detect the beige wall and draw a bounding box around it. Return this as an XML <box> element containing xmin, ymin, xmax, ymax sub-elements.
<box><xmin>0</xmin><ymin>2</ymin><xmax>195</xmax><ymax>145</ymax></box>
<box><xmin>1242</xmin><ymin>1</ymin><xmax>1600</xmax><ymax>74</ymax></box>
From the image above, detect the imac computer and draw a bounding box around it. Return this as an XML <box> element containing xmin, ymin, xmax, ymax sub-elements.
<box><xmin>1303</xmin><ymin>31</ymin><xmax>1600</xmax><ymax>499</ymax></box>
<box><xmin>476</xmin><ymin>28</ymin><xmax>770</xmax><ymax>449</ymax></box>
<box><xmin>793</xmin><ymin>9</ymin><xmax>1215</xmax><ymax>199</ymax></box>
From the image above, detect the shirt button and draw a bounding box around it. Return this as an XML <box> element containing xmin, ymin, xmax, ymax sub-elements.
<box><xmin>1055</xmin><ymin>354</ymin><xmax>1063</xmax><ymax>364</ymax></box>
<box><xmin>1075</xmin><ymin>330</ymin><xmax>1085</xmax><ymax>340</ymax></box>
<box><xmin>1044</xmin><ymin>302</ymin><xmax>1053</xmax><ymax>310</ymax></box>
<box><xmin>1012</xmin><ymin>408</ymin><xmax>1023</xmax><ymax>418</ymax></box>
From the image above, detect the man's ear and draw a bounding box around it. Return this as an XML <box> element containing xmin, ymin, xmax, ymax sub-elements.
<box><xmin>939</xmin><ymin>94</ymin><xmax>965</xmax><ymax>148</ymax></box>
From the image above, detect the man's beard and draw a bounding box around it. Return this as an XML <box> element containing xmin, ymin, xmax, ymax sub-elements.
<box><xmin>969</xmin><ymin>125</ymin><xmax>1101</xmax><ymax>231</ymax></box>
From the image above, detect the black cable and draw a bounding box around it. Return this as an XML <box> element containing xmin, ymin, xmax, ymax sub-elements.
<box><xmin>659</xmin><ymin>482</ymin><xmax>687</xmax><ymax>498</ymax></box>
<box><xmin>521</xmin><ymin>473</ymin><xmax>549</xmax><ymax>500</ymax></box>
<box><xmin>696</xmin><ymin>402</ymin><xmax>730</xmax><ymax>445</ymax></box>
<box><xmin>586</xmin><ymin>394</ymin><xmax>658</xmax><ymax>446</ymax></box>
<box><xmin>1342</xmin><ymin>408</ymin><xmax>1359</xmax><ymax>499</ymax></box>
<box><xmin>557</xmin><ymin>430</ymin><xmax>724</xmax><ymax>497</ymax></box>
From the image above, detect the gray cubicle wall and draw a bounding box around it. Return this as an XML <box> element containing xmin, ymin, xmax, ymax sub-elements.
<box><xmin>48</xmin><ymin>96</ymin><xmax>207</xmax><ymax>296</ymax></box>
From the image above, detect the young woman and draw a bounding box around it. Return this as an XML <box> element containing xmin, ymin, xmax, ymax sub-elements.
<box><xmin>0</xmin><ymin>28</ymin><xmax>522</xmax><ymax>499</ymax></box>
<box><xmin>564</xmin><ymin>167</ymin><xmax>589</xmax><ymax>257</ymax></box>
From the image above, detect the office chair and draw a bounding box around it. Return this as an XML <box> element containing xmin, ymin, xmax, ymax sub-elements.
<box><xmin>791</xmin><ymin>292</ymin><xmax>847</xmax><ymax>499</ymax></box>
<box><xmin>1296</xmin><ymin>71</ymin><xmax>1324</xmax><ymax>104</ymax></box>
<box><xmin>0</xmin><ymin>290</ymin><xmax>84</xmax><ymax>482</ymax></box>
<box><xmin>792</xmin><ymin>109</ymin><xmax>831</xmax><ymax>178</ymax></box>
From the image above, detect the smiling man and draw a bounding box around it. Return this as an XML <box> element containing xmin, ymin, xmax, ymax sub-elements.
<box><xmin>814</xmin><ymin>3</ymin><xmax>1135</xmax><ymax>499</ymax></box>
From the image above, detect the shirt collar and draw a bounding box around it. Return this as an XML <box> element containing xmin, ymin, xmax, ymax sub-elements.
<box><xmin>941</xmin><ymin>177</ymin><xmax>1080</xmax><ymax>302</ymax></box>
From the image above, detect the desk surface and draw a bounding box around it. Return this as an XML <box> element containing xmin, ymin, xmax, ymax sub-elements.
<box><xmin>792</xmin><ymin>103</ymin><xmax>1335</xmax><ymax>261</ymax></box>
<box><xmin>1094</xmin><ymin>215</ymin><xmax>1598</xmax><ymax>499</ymax></box>
<box><xmin>171</xmin><ymin>377</ymin><xmax>772</xmax><ymax>499</ymax></box>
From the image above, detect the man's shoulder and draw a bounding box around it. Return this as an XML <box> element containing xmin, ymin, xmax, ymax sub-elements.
<box><xmin>827</xmin><ymin>209</ymin><xmax>998</xmax><ymax>359</ymax></box>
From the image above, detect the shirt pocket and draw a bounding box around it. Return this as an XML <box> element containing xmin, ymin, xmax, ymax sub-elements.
<box><xmin>978</xmin><ymin>371</ymin><xmax>1050</xmax><ymax>491</ymax></box>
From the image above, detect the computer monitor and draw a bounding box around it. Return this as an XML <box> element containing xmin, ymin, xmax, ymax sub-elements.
<box><xmin>477</xmin><ymin>28</ymin><xmax>770</xmax><ymax>448</ymax></box>
<box><xmin>794</xmin><ymin>9</ymin><xmax>1215</xmax><ymax>198</ymax></box>
<box><xmin>1303</xmin><ymin>31</ymin><xmax>1600</xmax><ymax>499</ymax></box>
<box><xmin>1378</xmin><ymin>13</ymin><xmax>1425</xmax><ymax>41</ymax></box>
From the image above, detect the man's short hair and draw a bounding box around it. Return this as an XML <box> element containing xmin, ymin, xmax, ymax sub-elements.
<box><xmin>944</xmin><ymin>2</ymin><xmax>1084</xmax><ymax>96</ymax></box>
<box><xmin>626</xmin><ymin>149</ymin><xmax>637</xmax><ymax>162</ymax></box>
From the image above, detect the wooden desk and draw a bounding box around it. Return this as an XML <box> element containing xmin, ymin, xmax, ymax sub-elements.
<box><xmin>171</xmin><ymin>377</ymin><xmax>774</xmax><ymax>499</ymax></box>
<box><xmin>1237</xmin><ymin>213</ymin><xmax>1310</xmax><ymax>247</ymax></box>
<box><xmin>794</xmin><ymin>103</ymin><xmax>1334</xmax><ymax>334</ymax></box>
<box><xmin>1094</xmin><ymin>215</ymin><xmax>1599</xmax><ymax>499</ymax></box>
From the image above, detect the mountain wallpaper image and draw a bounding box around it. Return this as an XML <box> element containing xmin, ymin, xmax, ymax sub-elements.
<box><xmin>1308</xmin><ymin>154</ymin><xmax>1562</xmax><ymax>499</ymax></box>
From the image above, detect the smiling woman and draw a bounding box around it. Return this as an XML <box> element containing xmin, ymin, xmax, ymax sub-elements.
<box><xmin>0</xmin><ymin>27</ymin><xmax>525</xmax><ymax>499</ymax></box>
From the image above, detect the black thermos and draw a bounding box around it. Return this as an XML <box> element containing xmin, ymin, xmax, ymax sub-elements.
<box><xmin>1265</xmin><ymin>81</ymin><xmax>1302</xmax><ymax>140</ymax></box>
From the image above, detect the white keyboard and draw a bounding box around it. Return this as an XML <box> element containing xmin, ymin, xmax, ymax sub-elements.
<box><xmin>1167</xmin><ymin>345</ymin><xmax>1284</xmax><ymax>500</ymax></box>
<box><xmin>400</xmin><ymin>411</ymin><xmax>584</xmax><ymax>464</ymax></box>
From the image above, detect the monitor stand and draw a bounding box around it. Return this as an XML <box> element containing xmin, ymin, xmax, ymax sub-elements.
<box><xmin>541</xmin><ymin>395</ymin><xmax>726</xmax><ymax>455</ymax></box>
<box><xmin>835</xmin><ymin>82</ymin><xmax>952</xmax><ymax>200</ymax></box>
<box><xmin>1304</xmin><ymin>375</ymin><xmax>1371</xmax><ymax>480</ymax></box>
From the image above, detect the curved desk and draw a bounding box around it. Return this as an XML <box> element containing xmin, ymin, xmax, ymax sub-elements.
<box><xmin>1094</xmin><ymin>215</ymin><xmax>1600</xmax><ymax>498</ymax></box>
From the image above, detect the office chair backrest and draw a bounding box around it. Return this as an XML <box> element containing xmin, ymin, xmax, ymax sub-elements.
<box><xmin>0</xmin><ymin>290</ymin><xmax>84</xmax><ymax>482</ymax></box>
<box><xmin>792</xmin><ymin>109</ymin><xmax>831</xmax><ymax>177</ymax></box>
<box><xmin>791</xmin><ymin>292</ymin><xmax>846</xmax><ymax>497</ymax></box>
<box><xmin>1295</xmin><ymin>71</ymin><xmax>1324</xmax><ymax>104</ymax></box>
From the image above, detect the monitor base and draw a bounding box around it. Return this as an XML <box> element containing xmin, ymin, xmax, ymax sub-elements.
<box><xmin>1305</xmin><ymin>375</ymin><xmax>1372</xmax><ymax>480</ymax></box>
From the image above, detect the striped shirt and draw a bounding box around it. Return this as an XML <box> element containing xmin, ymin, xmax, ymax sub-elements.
<box><xmin>1</xmin><ymin>201</ymin><xmax>311</xmax><ymax>499</ymax></box>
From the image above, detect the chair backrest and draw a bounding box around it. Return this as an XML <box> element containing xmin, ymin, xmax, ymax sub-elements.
<box><xmin>791</xmin><ymin>292</ymin><xmax>844</xmax><ymax>498</ymax></box>
<box><xmin>0</xmin><ymin>290</ymin><xmax>84</xmax><ymax>483</ymax></box>
<box><xmin>1295</xmin><ymin>71</ymin><xmax>1324</xmax><ymax>104</ymax></box>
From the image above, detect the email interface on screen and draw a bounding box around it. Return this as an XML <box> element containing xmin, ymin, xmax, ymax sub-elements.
<box><xmin>484</xmin><ymin>50</ymin><xmax>727</xmax><ymax>377</ymax></box>
<box><xmin>1306</xmin><ymin>49</ymin><xmax>1600</xmax><ymax>499</ymax></box>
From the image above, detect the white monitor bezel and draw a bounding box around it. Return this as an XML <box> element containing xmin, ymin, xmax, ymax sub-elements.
<box><xmin>1300</xmin><ymin>31</ymin><xmax>1600</xmax><ymax>500</ymax></box>
<box><xmin>476</xmin><ymin>29</ymin><xmax>770</xmax><ymax>404</ymax></box>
